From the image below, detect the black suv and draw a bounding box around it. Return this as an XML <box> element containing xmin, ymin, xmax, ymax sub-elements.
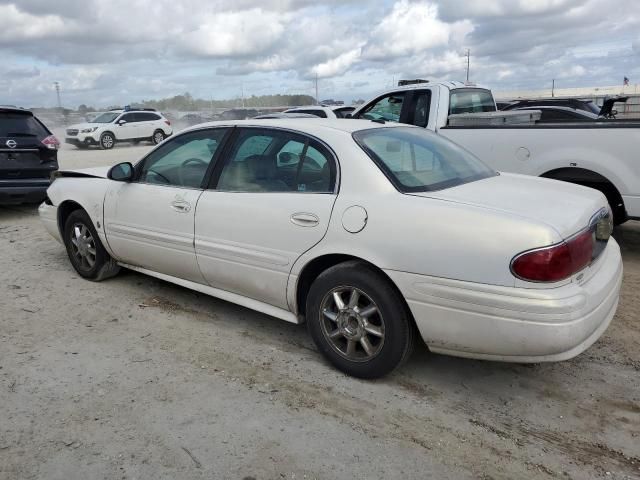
<box><xmin>0</xmin><ymin>107</ymin><xmax>59</xmax><ymax>204</ymax></box>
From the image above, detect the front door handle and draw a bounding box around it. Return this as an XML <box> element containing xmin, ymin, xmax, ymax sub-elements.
<box><xmin>171</xmin><ymin>200</ymin><xmax>191</xmax><ymax>213</ymax></box>
<box><xmin>291</xmin><ymin>212</ymin><xmax>319</xmax><ymax>227</ymax></box>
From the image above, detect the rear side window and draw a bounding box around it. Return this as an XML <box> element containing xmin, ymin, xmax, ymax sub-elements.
<box><xmin>0</xmin><ymin>112</ymin><xmax>50</xmax><ymax>138</ymax></box>
<box><xmin>216</xmin><ymin>128</ymin><xmax>335</xmax><ymax>193</ymax></box>
<box><xmin>353</xmin><ymin>127</ymin><xmax>495</xmax><ymax>192</ymax></box>
<box><xmin>449</xmin><ymin>89</ymin><xmax>496</xmax><ymax>114</ymax></box>
<box><xmin>138</xmin><ymin>112</ymin><xmax>161</xmax><ymax>121</ymax></box>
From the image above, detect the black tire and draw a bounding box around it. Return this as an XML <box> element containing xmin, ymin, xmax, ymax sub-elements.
<box><xmin>63</xmin><ymin>209</ymin><xmax>120</xmax><ymax>281</ymax></box>
<box><xmin>152</xmin><ymin>130</ymin><xmax>165</xmax><ymax>145</ymax></box>
<box><xmin>99</xmin><ymin>132</ymin><xmax>115</xmax><ymax>150</ymax></box>
<box><xmin>306</xmin><ymin>261</ymin><xmax>415</xmax><ymax>379</ymax></box>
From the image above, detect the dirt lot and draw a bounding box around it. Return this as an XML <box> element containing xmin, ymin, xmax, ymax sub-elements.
<box><xmin>1</xmin><ymin>143</ymin><xmax>639</xmax><ymax>480</ymax></box>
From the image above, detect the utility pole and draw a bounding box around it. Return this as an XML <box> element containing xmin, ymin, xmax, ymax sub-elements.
<box><xmin>315</xmin><ymin>72</ymin><xmax>319</xmax><ymax>106</ymax></box>
<box><xmin>53</xmin><ymin>81</ymin><xmax>62</xmax><ymax>111</ymax></box>
<box><xmin>552</xmin><ymin>79</ymin><xmax>555</xmax><ymax>98</ymax></box>
<box><xmin>465</xmin><ymin>49</ymin><xmax>470</xmax><ymax>83</ymax></box>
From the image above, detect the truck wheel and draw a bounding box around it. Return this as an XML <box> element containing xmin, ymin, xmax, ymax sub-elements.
<box><xmin>99</xmin><ymin>132</ymin><xmax>115</xmax><ymax>150</ymax></box>
<box><xmin>306</xmin><ymin>261</ymin><xmax>415</xmax><ymax>379</ymax></box>
<box><xmin>152</xmin><ymin>130</ymin><xmax>165</xmax><ymax>145</ymax></box>
<box><xmin>63</xmin><ymin>209</ymin><xmax>120</xmax><ymax>281</ymax></box>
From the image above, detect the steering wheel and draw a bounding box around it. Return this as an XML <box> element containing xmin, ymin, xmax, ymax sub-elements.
<box><xmin>145</xmin><ymin>168</ymin><xmax>171</xmax><ymax>184</ymax></box>
<box><xmin>179</xmin><ymin>157</ymin><xmax>208</xmax><ymax>186</ymax></box>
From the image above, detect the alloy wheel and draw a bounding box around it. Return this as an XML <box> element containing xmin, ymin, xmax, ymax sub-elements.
<box><xmin>69</xmin><ymin>223</ymin><xmax>97</xmax><ymax>270</ymax></box>
<box><xmin>319</xmin><ymin>286</ymin><xmax>385</xmax><ymax>362</ymax></box>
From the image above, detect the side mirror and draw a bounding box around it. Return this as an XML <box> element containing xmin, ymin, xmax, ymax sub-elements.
<box><xmin>117</xmin><ymin>119</ymin><xmax>127</xmax><ymax>125</ymax></box>
<box><xmin>108</xmin><ymin>162</ymin><xmax>134</xmax><ymax>182</ymax></box>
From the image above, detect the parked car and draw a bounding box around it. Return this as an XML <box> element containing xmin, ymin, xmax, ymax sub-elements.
<box><xmin>352</xmin><ymin>81</ymin><xmax>640</xmax><ymax>224</ymax></box>
<box><xmin>65</xmin><ymin>108</ymin><xmax>173</xmax><ymax>150</ymax></box>
<box><xmin>501</xmin><ymin>98</ymin><xmax>602</xmax><ymax>115</ymax></box>
<box><xmin>512</xmin><ymin>106</ymin><xmax>600</xmax><ymax>122</ymax></box>
<box><xmin>40</xmin><ymin>119</ymin><xmax>622</xmax><ymax>378</ymax></box>
<box><xmin>253</xmin><ymin>112</ymin><xmax>319</xmax><ymax>119</ymax></box>
<box><xmin>502</xmin><ymin>97</ymin><xmax>629</xmax><ymax>119</ymax></box>
<box><xmin>284</xmin><ymin>105</ymin><xmax>355</xmax><ymax>118</ymax></box>
<box><xmin>0</xmin><ymin>106</ymin><xmax>59</xmax><ymax>204</ymax></box>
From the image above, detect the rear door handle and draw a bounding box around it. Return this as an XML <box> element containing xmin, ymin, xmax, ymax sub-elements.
<box><xmin>171</xmin><ymin>200</ymin><xmax>191</xmax><ymax>213</ymax></box>
<box><xmin>291</xmin><ymin>212</ymin><xmax>319</xmax><ymax>227</ymax></box>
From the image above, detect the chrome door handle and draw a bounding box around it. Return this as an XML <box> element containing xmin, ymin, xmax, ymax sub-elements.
<box><xmin>171</xmin><ymin>200</ymin><xmax>191</xmax><ymax>213</ymax></box>
<box><xmin>290</xmin><ymin>212</ymin><xmax>319</xmax><ymax>227</ymax></box>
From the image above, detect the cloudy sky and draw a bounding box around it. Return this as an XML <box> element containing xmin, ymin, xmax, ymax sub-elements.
<box><xmin>1</xmin><ymin>0</ymin><xmax>639</xmax><ymax>108</ymax></box>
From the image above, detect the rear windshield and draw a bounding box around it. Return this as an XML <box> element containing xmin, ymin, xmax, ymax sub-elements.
<box><xmin>353</xmin><ymin>127</ymin><xmax>496</xmax><ymax>192</ymax></box>
<box><xmin>449</xmin><ymin>88</ymin><xmax>496</xmax><ymax>114</ymax></box>
<box><xmin>0</xmin><ymin>112</ymin><xmax>50</xmax><ymax>138</ymax></box>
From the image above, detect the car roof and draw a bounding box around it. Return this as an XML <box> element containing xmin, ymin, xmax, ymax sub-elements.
<box><xmin>0</xmin><ymin>106</ymin><xmax>33</xmax><ymax>115</ymax></box>
<box><xmin>184</xmin><ymin>118</ymin><xmax>410</xmax><ymax>135</ymax></box>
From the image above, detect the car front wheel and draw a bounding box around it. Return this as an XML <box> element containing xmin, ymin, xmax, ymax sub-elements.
<box><xmin>63</xmin><ymin>209</ymin><xmax>120</xmax><ymax>281</ymax></box>
<box><xmin>306</xmin><ymin>261</ymin><xmax>415</xmax><ymax>378</ymax></box>
<box><xmin>99</xmin><ymin>132</ymin><xmax>115</xmax><ymax>150</ymax></box>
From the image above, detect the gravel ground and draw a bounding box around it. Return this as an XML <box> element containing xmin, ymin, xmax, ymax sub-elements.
<box><xmin>1</xmin><ymin>144</ymin><xmax>639</xmax><ymax>480</ymax></box>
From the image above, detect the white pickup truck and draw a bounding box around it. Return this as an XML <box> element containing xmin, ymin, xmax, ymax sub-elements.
<box><xmin>351</xmin><ymin>81</ymin><xmax>640</xmax><ymax>224</ymax></box>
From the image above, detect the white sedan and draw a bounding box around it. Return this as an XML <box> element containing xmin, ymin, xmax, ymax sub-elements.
<box><xmin>39</xmin><ymin>119</ymin><xmax>623</xmax><ymax>378</ymax></box>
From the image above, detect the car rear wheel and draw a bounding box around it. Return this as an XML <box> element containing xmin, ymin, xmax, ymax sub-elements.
<box><xmin>306</xmin><ymin>261</ymin><xmax>415</xmax><ymax>378</ymax></box>
<box><xmin>99</xmin><ymin>132</ymin><xmax>115</xmax><ymax>150</ymax></box>
<box><xmin>152</xmin><ymin>130</ymin><xmax>165</xmax><ymax>145</ymax></box>
<box><xmin>63</xmin><ymin>209</ymin><xmax>120</xmax><ymax>281</ymax></box>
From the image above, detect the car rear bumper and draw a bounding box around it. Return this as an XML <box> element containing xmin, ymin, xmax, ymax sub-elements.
<box><xmin>385</xmin><ymin>239</ymin><xmax>623</xmax><ymax>362</ymax></box>
<box><xmin>0</xmin><ymin>180</ymin><xmax>51</xmax><ymax>204</ymax></box>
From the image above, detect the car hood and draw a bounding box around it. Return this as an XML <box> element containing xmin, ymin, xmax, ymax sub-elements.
<box><xmin>67</xmin><ymin>122</ymin><xmax>103</xmax><ymax>130</ymax></box>
<box><xmin>55</xmin><ymin>166</ymin><xmax>111</xmax><ymax>179</ymax></box>
<box><xmin>413</xmin><ymin>173</ymin><xmax>607</xmax><ymax>240</ymax></box>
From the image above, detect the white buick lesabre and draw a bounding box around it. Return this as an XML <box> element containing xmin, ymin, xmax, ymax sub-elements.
<box><xmin>39</xmin><ymin>119</ymin><xmax>623</xmax><ymax>378</ymax></box>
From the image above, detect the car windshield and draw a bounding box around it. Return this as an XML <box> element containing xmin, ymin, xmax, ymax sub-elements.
<box><xmin>91</xmin><ymin>112</ymin><xmax>120</xmax><ymax>123</ymax></box>
<box><xmin>449</xmin><ymin>89</ymin><xmax>496</xmax><ymax>114</ymax></box>
<box><xmin>353</xmin><ymin>127</ymin><xmax>496</xmax><ymax>192</ymax></box>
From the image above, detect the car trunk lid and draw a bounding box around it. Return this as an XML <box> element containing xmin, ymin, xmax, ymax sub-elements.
<box><xmin>411</xmin><ymin>173</ymin><xmax>608</xmax><ymax>240</ymax></box>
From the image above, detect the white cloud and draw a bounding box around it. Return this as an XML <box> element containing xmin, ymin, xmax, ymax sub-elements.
<box><xmin>177</xmin><ymin>9</ymin><xmax>288</xmax><ymax>57</ymax></box>
<box><xmin>363</xmin><ymin>1</ymin><xmax>473</xmax><ymax>60</ymax></box>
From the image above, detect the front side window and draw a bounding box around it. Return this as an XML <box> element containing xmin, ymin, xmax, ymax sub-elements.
<box><xmin>449</xmin><ymin>89</ymin><xmax>496</xmax><ymax>114</ymax></box>
<box><xmin>217</xmin><ymin>128</ymin><xmax>334</xmax><ymax>193</ymax></box>
<box><xmin>353</xmin><ymin>127</ymin><xmax>495</xmax><ymax>192</ymax></box>
<box><xmin>138</xmin><ymin>128</ymin><xmax>227</xmax><ymax>188</ymax></box>
<box><xmin>119</xmin><ymin>113</ymin><xmax>138</xmax><ymax>123</ymax></box>
<box><xmin>357</xmin><ymin>93</ymin><xmax>404</xmax><ymax>122</ymax></box>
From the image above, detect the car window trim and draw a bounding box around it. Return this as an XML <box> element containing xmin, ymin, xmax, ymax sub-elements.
<box><xmin>132</xmin><ymin>126</ymin><xmax>233</xmax><ymax>189</ymax></box>
<box><xmin>206</xmin><ymin>126</ymin><xmax>340</xmax><ymax>194</ymax></box>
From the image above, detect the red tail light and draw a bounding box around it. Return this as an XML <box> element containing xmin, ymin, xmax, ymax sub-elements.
<box><xmin>511</xmin><ymin>229</ymin><xmax>595</xmax><ymax>283</ymax></box>
<box><xmin>42</xmin><ymin>135</ymin><xmax>60</xmax><ymax>150</ymax></box>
